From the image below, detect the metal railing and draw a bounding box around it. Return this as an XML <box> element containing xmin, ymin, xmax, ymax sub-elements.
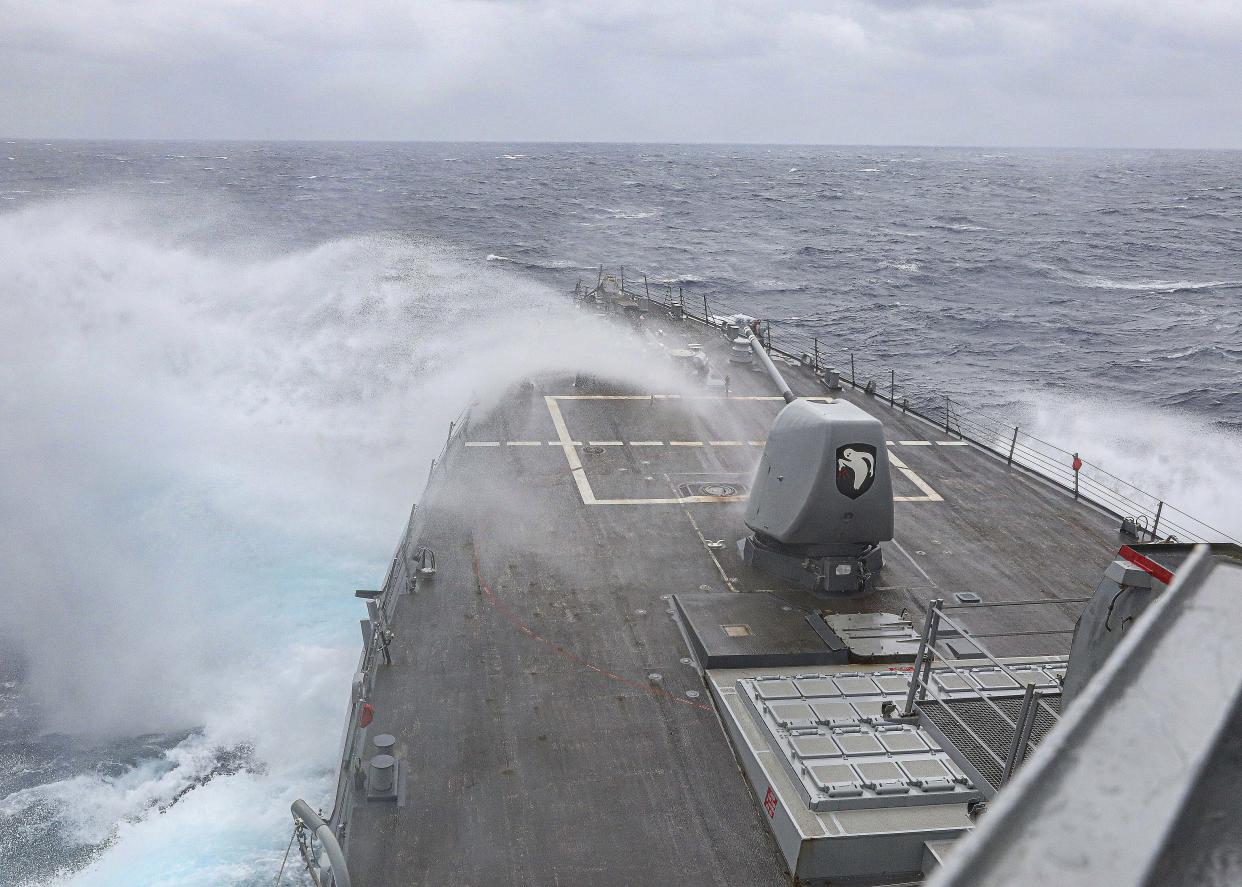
<box><xmin>289</xmin><ymin>404</ymin><xmax>473</xmax><ymax>887</ymax></box>
<box><xmin>288</xmin><ymin>799</ymin><xmax>351</xmax><ymax>887</ymax></box>
<box><xmin>615</xmin><ymin>278</ymin><xmax>1237</xmax><ymax>546</ymax></box>
<box><xmin>901</xmin><ymin>598</ymin><xmax>1063</xmax><ymax>788</ymax></box>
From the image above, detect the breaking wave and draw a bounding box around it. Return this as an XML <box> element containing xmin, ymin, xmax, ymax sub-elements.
<box><xmin>0</xmin><ymin>194</ymin><xmax>672</xmax><ymax>886</ymax></box>
<box><xmin>1056</xmin><ymin>272</ymin><xmax>1242</xmax><ymax>294</ymax></box>
<box><xmin>486</xmin><ymin>253</ymin><xmax>582</xmax><ymax>271</ymax></box>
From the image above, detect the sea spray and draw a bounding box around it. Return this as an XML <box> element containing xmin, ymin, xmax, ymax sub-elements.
<box><xmin>0</xmin><ymin>194</ymin><xmax>680</xmax><ymax>885</ymax></box>
<box><xmin>1023</xmin><ymin>395</ymin><xmax>1242</xmax><ymax>540</ymax></box>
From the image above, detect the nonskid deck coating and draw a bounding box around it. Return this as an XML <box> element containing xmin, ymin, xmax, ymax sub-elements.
<box><xmin>342</xmin><ymin>315</ymin><xmax>1122</xmax><ymax>885</ymax></box>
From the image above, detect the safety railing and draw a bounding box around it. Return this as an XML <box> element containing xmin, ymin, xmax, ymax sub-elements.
<box><xmin>617</xmin><ymin>278</ymin><xmax>1237</xmax><ymax>546</ymax></box>
<box><xmin>901</xmin><ymin>598</ymin><xmax>1064</xmax><ymax>787</ymax></box>
<box><xmin>284</xmin><ymin>799</ymin><xmax>351</xmax><ymax>887</ymax></box>
<box><xmin>287</xmin><ymin>405</ymin><xmax>472</xmax><ymax>887</ymax></box>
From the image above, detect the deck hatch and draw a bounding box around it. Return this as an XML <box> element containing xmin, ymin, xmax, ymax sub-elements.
<box><xmin>736</xmin><ymin>672</ymin><xmax>982</xmax><ymax>812</ymax></box>
<box><xmin>754</xmin><ymin>678</ymin><xmax>799</xmax><ymax>700</ymax></box>
<box><xmin>678</xmin><ymin>481</ymin><xmax>747</xmax><ymax>498</ymax></box>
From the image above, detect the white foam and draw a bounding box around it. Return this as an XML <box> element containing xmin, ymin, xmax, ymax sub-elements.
<box><xmin>1057</xmin><ymin>270</ymin><xmax>1241</xmax><ymax>293</ymax></box>
<box><xmin>0</xmin><ymin>193</ymin><xmax>682</xmax><ymax>883</ymax></box>
<box><xmin>1023</xmin><ymin>394</ymin><xmax>1242</xmax><ymax>540</ymax></box>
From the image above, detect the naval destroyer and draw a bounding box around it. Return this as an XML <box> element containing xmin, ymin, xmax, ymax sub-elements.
<box><xmin>284</xmin><ymin>271</ymin><xmax>1242</xmax><ymax>887</ymax></box>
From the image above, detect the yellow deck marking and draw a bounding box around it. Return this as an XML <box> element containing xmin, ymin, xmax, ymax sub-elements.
<box><xmin>889</xmin><ymin>451</ymin><xmax>944</xmax><ymax>502</ymax></box>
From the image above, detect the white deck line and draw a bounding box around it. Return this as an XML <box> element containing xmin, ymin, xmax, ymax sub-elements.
<box><xmin>899</xmin><ymin>440</ymin><xmax>932</xmax><ymax>446</ymax></box>
<box><xmin>936</xmin><ymin>440</ymin><xmax>969</xmax><ymax>446</ymax></box>
<box><xmin>548</xmin><ymin>394</ymin><xmax>832</xmax><ymax>401</ymax></box>
<box><xmin>545</xmin><ymin>396</ymin><xmax>599</xmax><ymax>505</ymax></box>
<box><xmin>541</xmin><ymin>394</ymin><xmax>932</xmax><ymax>507</ymax></box>
<box><xmin>545</xmin><ymin>396</ymin><xmax>757</xmax><ymax>505</ymax></box>
<box><xmin>506</xmin><ymin>441</ymin><xmax>543</xmax><ymax>446</ymax></box>
<box><xmin>464</xmin><ymin>441</ymin><xmax>501</xmax><ymax>447</ymax></box>
<box><xmin>888</xmin><ymin>451</ymin><xmax>944</xmax><ymax>502</ymax></box>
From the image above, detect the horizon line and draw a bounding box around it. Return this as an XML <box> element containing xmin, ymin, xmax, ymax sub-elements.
<box><xmin>3</xmin><ymin>136</ymin><xmax>1240</xmax><ymax>153</ymax></box>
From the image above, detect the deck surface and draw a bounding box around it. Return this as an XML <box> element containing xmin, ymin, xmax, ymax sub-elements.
<box><xmin>343</xmin><ymin>311</ymin><xmax>1123</xmax><ymax>886</ymax></box>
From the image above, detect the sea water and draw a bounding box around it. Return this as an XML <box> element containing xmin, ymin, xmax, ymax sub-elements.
<box><xmin>1</xmin><ymin>141</ymin><xmax>1239</xmax><ymax>885</ymax></box>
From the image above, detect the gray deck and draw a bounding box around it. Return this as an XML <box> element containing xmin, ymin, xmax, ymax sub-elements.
<box><xmin>342</xmin><ymin>314</ymin><xmax>1124</xmax><ymax>886</ymax></box>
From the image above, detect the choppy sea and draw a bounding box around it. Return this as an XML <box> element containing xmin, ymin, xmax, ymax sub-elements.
<box><xmin>1</xmin><ymin>141</ymin><xmax>1240</xmax><ymax>885</ymax></box>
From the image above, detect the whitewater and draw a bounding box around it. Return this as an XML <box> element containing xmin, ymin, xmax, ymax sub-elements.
<box><xmin>0</xmin><ymin>141</ymin><xmax>1239</xmax><ymax>885</ymax></box>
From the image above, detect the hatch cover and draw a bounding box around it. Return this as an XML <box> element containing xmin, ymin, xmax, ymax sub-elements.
<box><xmin>678</xmin><ymin>481</ymin><xmax>747</xmax><ymax>499</ymax></box>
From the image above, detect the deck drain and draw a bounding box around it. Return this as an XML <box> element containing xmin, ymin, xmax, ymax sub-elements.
<box><xmin>677</xmin><ymin>481</ymin><xmax>748</xmax><ymax>499</ymax></box>
<box><xmin>583</xmin><ymin>445</ymin><xmax>606</xmax><ymax>455</ymax></box>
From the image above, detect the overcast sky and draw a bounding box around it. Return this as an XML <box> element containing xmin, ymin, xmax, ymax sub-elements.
<box><xmin>2</xmin><ymin>0</ymin><xmax>1240</xmax><ymax>147</ymax></box>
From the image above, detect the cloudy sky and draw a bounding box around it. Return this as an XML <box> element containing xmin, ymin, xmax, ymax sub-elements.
<box><xmin>2</xmin><ymin>0</ymin><xmax>1240</xmax><ymax>147</ymax></box>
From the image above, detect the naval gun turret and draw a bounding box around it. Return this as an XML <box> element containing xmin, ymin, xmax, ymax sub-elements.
<box><xmin>739</xmin><ymin>332</ymin><xmax>894</xmax><ymax>594</ymax></box>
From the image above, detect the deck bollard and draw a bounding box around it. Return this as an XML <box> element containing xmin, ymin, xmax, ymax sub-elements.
<box><xmin>367</xmin><ymin>754</ymin><xmax>397</xmax><ymax>799</ymax></box>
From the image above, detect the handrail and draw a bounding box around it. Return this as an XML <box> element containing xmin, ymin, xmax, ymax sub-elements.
<box><xmin>901</xmin><ymin>598</ymin><xmax>1061</xmax><ymax>786</ymax></box>
<box><xmin>927</xmin><ymin>605</ymin><xmax>1062</xmax><ymax>725</ymax></box>
<box><xmin>291</xmin><ymin>799</ymin><xmax>351</xmax><ymax>887</ymax></box>
<box><xmin>635</xmin><ymin>281</ymin><xmax>1236</xmax><ymax>545</ymax></box>
<box><xmin>303</xmin><ymin>402</ymin><xmax>475</xmax><ymax>885</ymax></box>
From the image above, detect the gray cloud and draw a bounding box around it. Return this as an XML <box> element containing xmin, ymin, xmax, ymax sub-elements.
<box><xmin>0</xmin><ymin>0</ymin><xmax>1240</xmax><ymax>146</ymax></box>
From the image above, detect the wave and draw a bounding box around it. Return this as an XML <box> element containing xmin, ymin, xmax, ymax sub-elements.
<box><xmin>1023</xmin><ymin>395</ymin><xmax>1242</xmax><ymax>540</ymax></box>
<box><xmin>486</xmin><ymin>253</ymin><xmax>582</xmax><ymax>271</ymax></box>
<box><xmin>1061</xmin><ymin>273</ymin><xmax>1242</xmax><ymax>294</ymax></box>
<box><xmin>0</xmin><ymin>194</ymin><xmax>682</xmax><ymax>885</ymax></box>
<box><xmin>597</xmin><ymin>207</ymin><xmax>658</xmax><ymax>220</ymax></box>
<box><xmin>656</xmin><ymin>273</ymin><xmax>705</xmax><ymax>284</ymax></box>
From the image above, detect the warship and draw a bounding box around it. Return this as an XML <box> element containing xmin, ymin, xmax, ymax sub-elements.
<box><xmin>284</xmin><ymin>271</ymin><xmax>1241</xmax><ymax>887</ymax></box>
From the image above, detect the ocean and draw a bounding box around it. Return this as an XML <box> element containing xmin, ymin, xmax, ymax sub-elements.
<box><xmin>1</xmin><ymin>141</ymin><xmax>1240</xmax><ymax>885</ymax></box>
